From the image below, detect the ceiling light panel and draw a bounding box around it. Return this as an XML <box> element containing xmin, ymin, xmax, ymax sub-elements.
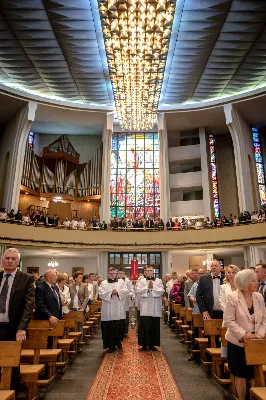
<box><xmin>98</xmin><ymin>0</ymin><xmax>176</xmax><ymax>130</ymax></box>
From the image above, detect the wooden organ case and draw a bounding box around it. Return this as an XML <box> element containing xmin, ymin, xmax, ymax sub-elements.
<box><xmin>21</xmin><ymin>135</ymin><xmax>102</xmax><ymax>201</ymax></box>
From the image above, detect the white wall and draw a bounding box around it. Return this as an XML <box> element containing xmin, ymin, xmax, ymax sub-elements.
<box><xmin>169</xmin><ymin>171</ymin><xmax>202</xmax><ymax>189</ymax></box>
<box><xmin>168</xmin><ymin>144</ymin><xmax>201</xmax><ymax>163</ymax></box>
<box><xmin>36</xmin><ymin>134</ymin><xmax>102</xmax><ymax>164</ymax></box>
<box><xmin>22</xmin><ymin>256</ymin><xmax>99</xmax><ymax>277</ymax></box>
<box><xmin>223</xmin><ymin>256</ymin><xmax>245</xmax><ymax>269</ymax></box>
<box><xmin>170</xmin><ymin>199</ymin><xmax>204</xmax><ymax>217</ymax></box>
<box><xmin>170</xmin><ymin>254</ymin><xmax>190</xmax><ymax>275</ymax></box>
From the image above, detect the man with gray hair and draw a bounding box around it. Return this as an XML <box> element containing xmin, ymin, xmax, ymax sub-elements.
<box><xmin>35</xmin><ymin>268</ymin><xmax>62</xmax><ymax>326</ymax></box>
<box><xmin>0</xmin><ymin>247</ymin><xmax>35</xmax><ymax>392</ymax></box>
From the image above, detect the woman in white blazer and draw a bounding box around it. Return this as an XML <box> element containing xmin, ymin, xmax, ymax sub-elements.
<box><xmin>57</xmin><ymin>273</ymin><xmax>71</xmax><ymax>314</ymax></box>
<box><xmin>224</xmin><ymin>269</ymin><xmax>266</xmax><ymax>400</ymax></box>
<box><xmin>219</xmin><ymin>265</ymin><xmax>239</xmax><ymax>357</ymax></box>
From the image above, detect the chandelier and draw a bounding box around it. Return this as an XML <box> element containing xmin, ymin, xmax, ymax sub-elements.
<box><xmin>48</xmin><ymin>257</ymin><xmax>59</xmax><ymax>268</ymax></box>
<box><xmin>98</xmin><ymin>0</ymin><xmax>176</xmax><ymax>130</ymax></box>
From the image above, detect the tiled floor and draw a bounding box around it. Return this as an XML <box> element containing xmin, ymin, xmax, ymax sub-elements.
<box><xmin>41</xmin><ymin>323</ymin><xmax>230</xmax><ymax>400</ymax></box>
<box><xmin>41</xmin><ymin>330</ymin><xmax>104</xmax><ymax>400</ymax></box>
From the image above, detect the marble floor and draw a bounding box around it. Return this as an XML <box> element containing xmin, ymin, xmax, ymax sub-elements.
<box><xmin>41</xmin><ymin>322</ymin><xmax>230</xmax><ymax>400</ymax></box>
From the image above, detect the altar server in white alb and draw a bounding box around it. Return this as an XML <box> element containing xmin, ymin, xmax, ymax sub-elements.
<box><xmin>99</xmin><ymin>267</ymin><xmax>128</xmax><ymax>353</ymax></box>
<box><xmin>117</xmin><ymin>267</ymin><xmax>134</xmax><ymax>336</ymax></box>
<box><xmin>137</xmin><ymin>266</ymin><xmax>164</xmax><ymax>351</ymax></box>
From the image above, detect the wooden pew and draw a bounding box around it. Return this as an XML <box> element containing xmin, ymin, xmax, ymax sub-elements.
<box><xmin>0</xmin><ymin>341</ymin><xmax>22</xmax><ymax>400</ymax></box>
<box><xmin>63</xmin><ymin>313</ymin><xmax>82</xmax><ymax>354</ymax></box>
<box><xmin>194</xmin><ymin>315</ymin><xmax>209</xmax><ymax>361</ymax></box>
<box><xmin>176</xmin><ymin>307</ymin><xmax>185</xmax><ymax>338</ymax></box>
<box><xmin>181</xmin><ymin>310</ymin><xmax>192</xmax><ymax>345</ymax></box>
<box><xmin>29</xmin><ymin>320</ymin><xmax>74</xmax><ymax>365</ymax></box>
<box><xmin>244</xmin><ymin>339</ymin><xmax>266</xmax><ymax>400</ymax></box>
<box><xmin>204</xmin><ymin>319</ymin><xmax>223</xmax><ymax>372</ymax></box>
<box><xmin>20</xmin><ymin>328</ymin><xmax>50</xmax><ymax>400</ymax></box>
<box><xmin>21</xmin><ymin>322</ymin><xmax>62</xmax><ymax>386</ymax></box>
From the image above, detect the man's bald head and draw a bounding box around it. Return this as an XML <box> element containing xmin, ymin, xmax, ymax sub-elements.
<box><xmin>44</xmin><ymin>269</ymin><xmax>57</xmax><ymax>285</ymax></box>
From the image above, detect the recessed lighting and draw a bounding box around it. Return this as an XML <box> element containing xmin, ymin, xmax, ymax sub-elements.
<box><xmin>54</xmin><ymin>196</ymin><xmax>62</xmax><ymax>200</ymax></box>
<box><xmin>25</xmin><ymin>192</ymin><xmax>28</xmax><ymax>195</ymax></box>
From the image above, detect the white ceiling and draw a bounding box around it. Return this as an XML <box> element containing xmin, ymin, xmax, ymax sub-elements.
<box><xmin>0</xmin><ymin>0</ymin><xmax>266</xmax><ymax>109</ymax></box>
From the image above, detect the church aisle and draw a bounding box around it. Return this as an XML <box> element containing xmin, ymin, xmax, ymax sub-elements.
<box><xmin>86</xmin><ymin>329</ymin><xmax>182</xmax><ymax>400</ymax></box>
<box><xmin>41</xmin><ymin>330</ymin><xmax>104</xmax><ymax>400</ymax></box>
<box><xmin>160</xmin><ymin>323</ymin><xmax>229</xmax><ymax>400</ymax></box>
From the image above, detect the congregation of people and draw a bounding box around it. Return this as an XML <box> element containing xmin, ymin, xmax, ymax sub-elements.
<box><xmin>162</xmin><ymin>261</ymin><xmax>266</xmax><ymax>400</ymax></box>
<box><xmin>1</xmin><ymin>244</ymin><xmax>266</xmax><ymax>400</ymax></box>
<box><xmin>1</xmin><ymin>207</ymin><xmax>266</xmax><ymax>232</ymax></box>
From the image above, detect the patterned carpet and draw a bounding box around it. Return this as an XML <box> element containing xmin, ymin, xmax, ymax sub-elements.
<box><xmin>86</xmin><ymin>329</ymin><xmax>183</xmax><ymax>400</ymax></box>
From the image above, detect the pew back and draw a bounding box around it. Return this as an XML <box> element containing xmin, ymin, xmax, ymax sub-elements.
<box><xmin>0</xmin><ymin>342</ymin><xmax>22</xmax><ymax>390</ymax></box>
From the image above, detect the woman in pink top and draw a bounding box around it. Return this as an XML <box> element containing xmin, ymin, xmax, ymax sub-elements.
<box><xmin>170</xmin><ymin>279</ymin><xmax>182</xmax><ymax>303</ymax></box>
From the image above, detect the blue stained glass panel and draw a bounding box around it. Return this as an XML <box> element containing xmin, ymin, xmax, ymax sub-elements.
<box><xmin>252</xmin><ymin>128</ymin><xmax>266</xmax><ymax>205</ymax></box>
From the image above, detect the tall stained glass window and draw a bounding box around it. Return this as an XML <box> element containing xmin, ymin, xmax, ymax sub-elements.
<box><xmin>252</xmin><ymin>128</ymin><xmax>266</xmax><ymax>205</ymax></box>
<box><xmin>110</xmin><ymin>132</ymin><xmax>160</xmax><ymax>219</ymax></box>
<box><xmin>209</xmin><ymin>135</ymin><xmax>220</xmax><ymax>219</ymax></box>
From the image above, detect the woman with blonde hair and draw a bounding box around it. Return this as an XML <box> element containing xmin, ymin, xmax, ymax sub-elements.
<box><xmin>224</xmin><ymin>269</ymin><xmax>266</xmax><ymax>400</ymax></box>
<box><xmin>57</xmin><ymin>273</ymin><xmax>71</xmax><ymax>314</ymax></box>
<box><xmin>219</xmin><ymin>265</ymin><xmax>240</xmax><ymax>357</ymax></box>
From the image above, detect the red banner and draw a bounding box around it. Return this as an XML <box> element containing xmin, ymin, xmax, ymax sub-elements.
<box><xmin>130</xmin><ymin>259</ymin><xmax>139</xmax><ymax>280</ymax></box>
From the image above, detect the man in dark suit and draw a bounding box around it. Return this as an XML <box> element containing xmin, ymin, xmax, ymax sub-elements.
<box><xmin>145</xmin><ymin>217</ymin><xmax>154</xmax><ymax>229</ymax></box>
<box><xmin>255</xmin><ymin>263</ymin><xmax>266</xmax><ymax>306</ymax></box>
<box><xmin>0</xmin><ymin>247</ymin><xmax>35</xmax><ymax>391</ymax></box>
<box><xmin>196</xmin><ymin>260</ymin><xmax>224</xmax><ymax>320</ymax></box>
<box><xmin>35</xmin><ymin>269</ymin><xmax>62</xmax><ymax>325</ymax></box>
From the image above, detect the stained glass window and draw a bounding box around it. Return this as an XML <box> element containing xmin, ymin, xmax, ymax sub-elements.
<box><xmin>252</xmin><ymin>128</ymin><xmax>266</xmax><ymax>205</ymax></box>
<box><xmin>209</xmin><ymin>135</ymin><xmax>220</xmax><ymax>218</ymax></box>
<box><xmin>110</xmin><ymin>132</ymin><xmax>160</xmax><ymax>219</ymax></box>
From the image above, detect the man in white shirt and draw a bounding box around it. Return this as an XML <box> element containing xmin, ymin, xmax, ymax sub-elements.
<box><xmin>137</xmin><ymin>266</ymin><xmax>164</xmax><ymax>351</ymax></box>
<box><xmin>84</xmin><ymin>273</ymin><xmax>99</xmax><ymax>303</ymax></box>
<box><xmin>99</xmin><ymin>267</ymin><xmax>128</xmax><ymax>352</ymax></box>
<box><xmin>63</xmin><ymin>217</ymin><xmax>70</xmax><ymax>228</ymax></box>
<box><xmin>71</xmin><ymin>217</ymin><xmax>78</xmax><ymax>228</ymax></box>
<box><xmin>118</xmin><ymin>267</ymin><xmax>134</xmax><ymax>336</ymax></box>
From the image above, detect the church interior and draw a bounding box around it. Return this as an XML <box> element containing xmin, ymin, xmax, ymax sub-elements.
<box><xmin>0</xmin><ymin>0</ymin><xmax>266</xmax><ymax>399</ymax></box>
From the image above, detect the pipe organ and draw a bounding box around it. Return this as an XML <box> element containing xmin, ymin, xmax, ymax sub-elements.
<box><xmin>21</xmin><ymin>135</ymin><xmax>102</xmax><ymax>200</ymax></box>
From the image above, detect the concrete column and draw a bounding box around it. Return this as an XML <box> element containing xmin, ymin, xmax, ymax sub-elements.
<box><xmin>199</xmin><ymin>127</ymin><xmax>212</xmax><ymax>219</ymax></box>
<box><xmin>157</xmin><ymin>113</ymin><xmax>171</xmax><ymax>223</ymax></box>
<box><xmin>100</xmin><ymin>113</ymin><xmax>114</xmax><ymax>223</ymax></box>
<box><xmin>244</xmin><ymin>246</ymin><xmax>266</xmax><ymax>268</ymax></box>
<box><xmin>0</xmin><ymin>102</ymin><xmax>37</xmax><ymax>211</ymax></box>
<box><xmin>161</xmin><ymin>251</ymin><xmax>171</xmax><ymax>276</ymax></box>
<box><xmin>98</xmin><ymin>251</ymin><xmax>109</xmax><ymax>279</ymax></box>
<box><xmin>224</xmin><ymin>104</ymin><xmax>260</xmax><ymax>212</ymax></box>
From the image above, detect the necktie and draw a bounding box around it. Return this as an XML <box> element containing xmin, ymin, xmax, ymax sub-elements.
<box><xmin>259</xmin><ymin>282</ymin><xmax>265</xmax><ymax>295</ymax></box>
<box><xmin>0</xmin><ymin>274</ymin><xmax>11</xmax><ymax>313</ymax></box>
<box><xmin>213</xmin><ymin>276</ymin><xmax>220</xmax><ymax>279</ymax></box>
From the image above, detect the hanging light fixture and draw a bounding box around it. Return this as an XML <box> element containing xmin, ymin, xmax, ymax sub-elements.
<box><xmin>48</xmin><ymin>257</ymin><xmax>59</xmax><ymax>268</ymax></box>
<box><xmin>98</xmin><ymin>0</ymin><xmax>176</xmax><ymax>130</ymax></box>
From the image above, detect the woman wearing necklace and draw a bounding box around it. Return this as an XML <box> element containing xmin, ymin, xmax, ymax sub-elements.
<box><xmin>224</xmin><ymin>269</ymin><xmax>266</xmax><ymax>400</ymax></box>
<box><xmin>219</xmin><ymin>265</ymin><xmax>240</xmax><ymax>356</ymax></box>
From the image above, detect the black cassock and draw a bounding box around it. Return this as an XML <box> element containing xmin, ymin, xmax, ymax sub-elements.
<box><xmin>138</xmin><ymin>316</ymin><xmax>160</xmax><ymax>347</ymax></box>
<box><xmin>101</xmin><ymin>319</ymin><xmax>125</xmax><ymax>349</ymax></box>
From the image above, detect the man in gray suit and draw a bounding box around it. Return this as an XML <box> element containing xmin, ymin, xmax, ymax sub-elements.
<box><xmin>69</xmin><ymin>271</ymin><xmax>88</xmax><ymax>341</ymax></box>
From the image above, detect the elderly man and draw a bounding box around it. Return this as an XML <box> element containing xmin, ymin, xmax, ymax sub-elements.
<box><xmin>35</xmin><ymin>269</ymin><xmax>62</xmax><ymax>326</ymax></box>
<box><xmin>255</xmin><ymin>263</ymin><xmax>266</xmax><ymax>306</ymax></box>
<box><xmin>196</xmin><ymin>260</ymin><xmax>224</xmax><ymax>320</ymax></box>
<box><xmin>0</xmin><ymin>247</ymin><xmax>35</xmax><ymax>392</ymax></box>
<box><xmin>184</xmin><ymin>269</ymin><xmax>198</xmax><ymax>311</ymax></box>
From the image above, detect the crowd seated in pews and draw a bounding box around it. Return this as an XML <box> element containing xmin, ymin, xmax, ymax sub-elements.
<box><xmin>0</xmin><ymin>206</ymin><xmax>266</xmax><ymax>232</ymax></box>
<box><xmin>163</xmin><ymin>261</ymin><xmax>266</xmax><ymax>400</ymax></box>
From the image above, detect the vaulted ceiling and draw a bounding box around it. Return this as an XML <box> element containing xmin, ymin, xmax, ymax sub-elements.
<box><xmin>0</xmin><ymin>0</ymin><xmax>266</xmax><ymax>109</ymax></box>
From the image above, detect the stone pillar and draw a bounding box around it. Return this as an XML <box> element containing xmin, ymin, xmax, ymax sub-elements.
<box><xmin>98</xmin><ymin>251</ymin><xmax>109</xmax><ymax>279</ymax></box>
<box><xmin>157</xmin><ymin>113</ymin><xmax>171</xmax><ymax>223</ymax></box>
<box><xmin>244</xmin><ymin>246</ymin><xmax>266</xmax><ymax>268</ymax></box>
<box><xmin>199</xmin><ymin>127</ymin><xmax>212</xmax><ymax>219</ymax></box>
<box><xmin>161</xmin><ymin>251</ymin><xmax>171</xmax><ymax>276</ymax></box>
<box><xmin>224</xmin><ymin>104</ymin><xmax>260</xmax><ymax>212</ymax></box>
<box><xmin>100</xmin><ymin>113</ymin><xmax>114</xmax><ymax>223</ymax></box>
<box><xmin>0</xmin><ymin>101</ymin><xmax>37</xmax><ymax>211</ymax></box>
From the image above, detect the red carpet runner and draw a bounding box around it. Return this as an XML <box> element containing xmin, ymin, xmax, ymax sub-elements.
<box><xmin>86</xmin><ymin>329</ymin><xmax>183</xmax><ymax>400</ymax></box>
